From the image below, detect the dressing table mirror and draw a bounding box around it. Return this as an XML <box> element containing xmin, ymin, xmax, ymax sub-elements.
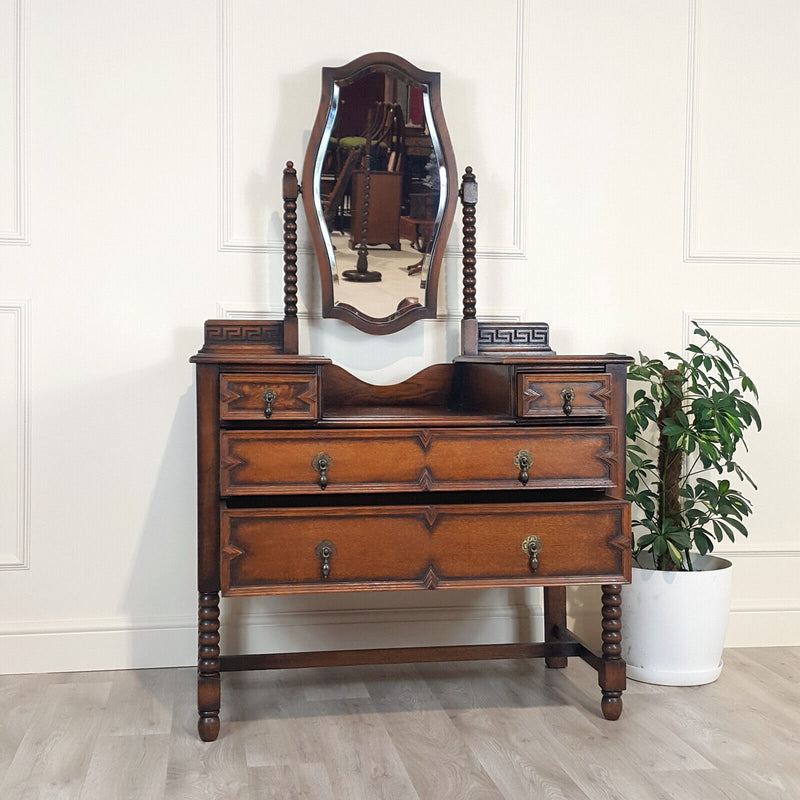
<box><xmin>191</xmin><ymin>53</ymin><xmax>631</xmax><ymax>742</ymax></box>
<box><xmin>302</xmin><ymin>52</ymin><xmax>457</xmax><ymax>334</ymax></box>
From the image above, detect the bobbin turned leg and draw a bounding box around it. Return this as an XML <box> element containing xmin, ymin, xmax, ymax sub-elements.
<box><xmin>197</xmin><ymin>591</ymin><xmax>221</xmax><ymax>741</ymax></box>
<box><xmin>599</xmin><ymin>583</ymin><xmax>625</xmax><ymax>720</ymax></box>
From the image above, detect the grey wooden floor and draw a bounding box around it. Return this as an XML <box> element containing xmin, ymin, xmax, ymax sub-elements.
<box><xmin>1</xmin><ymin>647</ymin><xmax>798</xmax><ymax>799</ymax></box>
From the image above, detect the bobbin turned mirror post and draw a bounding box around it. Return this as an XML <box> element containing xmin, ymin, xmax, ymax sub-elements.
<box><xmin>301</xmin><ymin>52</ymin><xmax>458</xmax><ymax>335</ymax></box>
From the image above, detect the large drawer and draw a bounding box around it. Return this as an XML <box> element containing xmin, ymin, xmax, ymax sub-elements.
<box><xmin>220</xmin><ymin>500</ymin><xmax>630</xmax><ymax>595</ymax></box>
<box><xmin>219</xmin><ymin>427</ymin><xmax>619</xmax><ymax>495</ymax></box>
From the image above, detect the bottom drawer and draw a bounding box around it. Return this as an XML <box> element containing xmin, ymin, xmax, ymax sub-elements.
<box><xmin>221</xmin><ymin>500</ymin><xmax>630</xmax><ymax>595</ymax></box>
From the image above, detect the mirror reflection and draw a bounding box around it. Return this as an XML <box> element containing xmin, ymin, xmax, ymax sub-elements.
<box><xmin>303</xmin><ymin>54</ymin><xmax>456</xmax><ymax>334</ymax></box>
<box><xmin>323</xmin><ymin>70</ymin><xmax>439</xmax><ymax>318</ymax></box>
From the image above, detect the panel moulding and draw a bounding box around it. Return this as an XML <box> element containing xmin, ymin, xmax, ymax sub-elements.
<box><xmin>217</xmin><ymin>0</ymin><xmax>527</xmax><ymax>259</ymax></box>
<box><xmin>682</xmin><ymin>312</ymin><xmax>800</xmax><ymax>558</ymax></box>
<box><xmin>216</xmin><ymin>304</ymin><xmax>523</xmax><ymax>325</ymax></box>
<box><xmin>0</xmin><ymin>300</ymin><xmax>30</xmax><ymax>569</ymax></box>
<box><xmin>0</xmin><ymin>0</ymin><xmax>29</xmax><ymax>245</ymax></box>
<box><xmin>683</xmin><ymin>0</ymin><xmax>800</xmax><ymax>264</ymax></box>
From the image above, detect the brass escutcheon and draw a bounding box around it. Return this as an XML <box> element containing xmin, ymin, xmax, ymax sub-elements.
<box><xmin>513</xmin><ymin>449</ymin><xmax>532</xmax><ymax>486</ymax></box>
<box><xmin>521</xmin><ymin>535</ymin><xmax>543</xmax><ymax>572</ymax></box>
<box><xmin>262</xmin><ymin>389</ymin><xmax>278</xmax><ymax>418</ymax></box>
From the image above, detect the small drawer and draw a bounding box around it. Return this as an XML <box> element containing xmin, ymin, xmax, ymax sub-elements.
<box><xmin>219</xmin><ymin>372</ymin><xmax>319</xmax><ymax>421</ymax></box>
<box><xmin>517</xmin><ymin>373</ymin><xmax>612</xmax><ymax>421</ymax></box>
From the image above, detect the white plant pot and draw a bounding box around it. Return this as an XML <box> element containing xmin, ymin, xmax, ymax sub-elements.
<box><xmin>621</xmin><ymin>554</ymin><xmax>733</xmax><ymax>686</ymax></box>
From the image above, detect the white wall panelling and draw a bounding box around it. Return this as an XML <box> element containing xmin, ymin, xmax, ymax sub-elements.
<box><xmin>682</xmin><ymin>315</ymin><xmax>800</xmax><ymax>644</ymax></box>
<box><xmin>2</xmin><ymin>1</ymin><xmax>799</xmax><ymax>675</ymax></box>
<box><xmin>0</xmin><ymin>0</ymin><xmax>29</xmax><ymax>244</ymax></box>
<box><xmin>217</xmin><ymin>0</ymin><xmax>527</xmax><ymax>259</ymax></box>
<box><xmin>0</xmin><ymin>301</ymin><xmax>30</xmax><ymax>569</ymax></box>
<box><xmin>684</xmin><ymin>0</ymin><xmax>800</xmax><ymax>262</ymax></box>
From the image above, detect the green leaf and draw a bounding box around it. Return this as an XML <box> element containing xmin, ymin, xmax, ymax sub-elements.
<box><xmin>666</xmin><ymin>540</ymin><xmax>684</xmax><ymax>566</ymax></box>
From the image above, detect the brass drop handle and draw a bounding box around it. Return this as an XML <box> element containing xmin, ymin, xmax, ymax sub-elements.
<box><xmin>522</xmin><ymin>535</ymin><xmax>543</xmax><ymax>572</ymax></box>
<box><xmin>315</xmin><ymin>540</ymin><xmax>337</xmax><ymax>580</ymax></box>
<box><xmin>312</xmin><ymin>452</ymin><xmax>332</xmax><ymax>490</ymax></box>
<box><xmin>514</xmin><ymin>449</ymin><xmax>532</xmax><ymax>486</ymax></box>
<box><xmin>263</xmin><ymin>389</ymin><xmax>278</xmax><ymax>418</ymax></box>
<box><xmin>560</xmin><ymin>386</ymin><xmax>575</xmax><ymax>417</ymax></box>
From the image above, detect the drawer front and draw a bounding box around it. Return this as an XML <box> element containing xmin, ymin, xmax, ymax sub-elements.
<box><xmin>219</xmin><ymin>428</ymin><xmax>618</xmax><ymax>495</ymax></box>
<box><xmin>220</xmin><ymin>500</ymin><xmax>630</xmax><ymax>595</ymax></box>
<box><xmin>517</xmin><ymin>373</ymin><xmax>612</xmax><ymax>421</ymax></box>
<box><xmin>221</xmin><ymin>507</ymin><xmax>432</xmax><ymax>594</ymax></box>
<box><xmin>220</xmin><ymin>430</ymin><xmax>427</xmax><ymax>495</ymax></box>
<box><xmin>425</xmin><ymin>428</ymin><xmax>617</xmax><ymax>490</ymax></box>
<box><xmin>219</xmin><ymin>372</ymin><xmax>319</xmax><ymax>421</ymax></box>
<box><xmin>430</xmin><ymin>502</ymin><xmax>630</xmax><ymax>584</ymax></box>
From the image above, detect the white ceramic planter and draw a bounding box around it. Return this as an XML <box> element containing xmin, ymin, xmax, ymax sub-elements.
<box><xmin>621</xmin><ymin>554</ymin><xmax>733</xmax><ymax>686</ymax></box>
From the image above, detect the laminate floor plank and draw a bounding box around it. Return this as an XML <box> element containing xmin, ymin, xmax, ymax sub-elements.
<box><xmin>287</xmin><ymin>701</ymin><xmax>420</xmax><ymax>800</ymax></box>
<box><xmin>0</xmin><ymin>681</ymin><xmax>112</xmax><ymax>800</ymax></box>
<box><xmin>518</xmin><ymin>662</ymin><xmax>714</xmax><ymax>773</ymax></box>
<box><xmin>445</xmin><ymin>706</ymin><xmax>594</xmax><ymax>800</ymax></box>
<box><xmin>162</xmin><ymin>668</ymin><xmax>251</xmax><ymax>800</ymax></box>
<box><xmin>362</xmin><ymin>664</ymin><xmax>506</xmax><ymax>800</ymax></box>
<box><xmin>652</xmin><ymin>667</ymin><xmax>800</xmax><ymax>776</ymax></box>
<box><xmin>1</xmin><ymin>647</ymin><xmax>799</xmax><ymax>799</ymax></box>
<box><xmin>79</xmin><ymin>734</ymin><xmax>170</xmax><ymax>800</ymax></box>
<box><xmin>99</xmin><ymin>668</ymin><xmax>177</xmax><ymax>736</ymax></box>
<box><xmin>240</xmin><ymin>667</ymin><xmax>420</xmax><ymax>800</ymax></box>
<box><xmin>247</xmin><ymin>763</ymin><xmax>335</xmax><ymax>800</ymax></box>
<box><xmin>0</xmin><ymin>672</ymin><xmax>51</xmax><ymax>776</ymax></box>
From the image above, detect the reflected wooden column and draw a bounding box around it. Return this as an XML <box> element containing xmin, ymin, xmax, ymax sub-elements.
<box><xmin>343</xmin><ymin>144</ymin><xmax>382</xmax><ymax>283</ymax></box>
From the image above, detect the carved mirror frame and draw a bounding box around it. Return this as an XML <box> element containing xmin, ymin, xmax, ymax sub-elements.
<box><xmin>302</xmin><ymin>52</ymin><xmax>458</xmax><ymax>335</ymax></box>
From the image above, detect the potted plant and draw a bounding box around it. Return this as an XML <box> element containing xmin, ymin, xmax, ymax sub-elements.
<box><xmin>622</xmin><ymin>322</ymin><xmax>761</xmax><ymax>685</ymax></box>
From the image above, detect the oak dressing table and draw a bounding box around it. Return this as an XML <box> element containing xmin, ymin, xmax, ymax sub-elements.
<box><xmin>191</xmin><ymin>53</ymin><xmax>631</xmax><ymax>741</ymax></box>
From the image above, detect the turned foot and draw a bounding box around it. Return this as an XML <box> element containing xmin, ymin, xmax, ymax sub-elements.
<box><xmin>198</xmin><ymin>712</ymin><xmax>220</xmax><ymax>742</ymax></box>
<box><xmin>601</xmin><ymin>690</ymin><xmax>623</xmax><ymax>720</ymax></box>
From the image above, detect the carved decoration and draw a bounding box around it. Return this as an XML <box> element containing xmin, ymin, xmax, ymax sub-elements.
<box><xmin>415</xmin><ymin>429</ymin><xmax>434</xmax><ymax>452</ymax></box>
<box><xmin>416</xmin><ymin>466</ymin><xmax>435</xmax><ymax>492</ymax></box>
<box><xmin>477</xmin><ymin>322</ymin><xmax>552</xmax><ymax>354</ymax></box>
<box><xmin>422</xmin><ymin>566</ymin><xmax>440</xmax><ymax>589</ymax></box>
<box><xmin>202</xmin><ymin>321</ymin><xmax>284</xmax><ymax>351</ymax></box>
<box><xmin>422</xmin><ymin>506</ymin><xmax>440</xmax><ymax>531</ymax></box>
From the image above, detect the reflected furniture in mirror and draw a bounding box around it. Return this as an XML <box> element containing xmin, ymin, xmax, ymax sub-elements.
<box><xmin>191</xmin><ymin>53</ymin><xmax>631</xmax><ymax>742</ymax></box>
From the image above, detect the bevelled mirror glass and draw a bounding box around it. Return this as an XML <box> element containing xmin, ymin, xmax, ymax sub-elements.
<box><xmin>302</xmin><ymin>53</ymin><xmax>457</xmax><ymax>334</ymax></box>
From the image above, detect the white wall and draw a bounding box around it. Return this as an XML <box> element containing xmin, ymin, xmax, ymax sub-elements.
<box><xmin>1</xmin><ymin>0</ymin><xmax>798</xmax><ymax>674</ymax></box>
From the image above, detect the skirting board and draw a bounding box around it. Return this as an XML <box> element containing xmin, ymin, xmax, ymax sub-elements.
<box><xmin>1</xmin><ymin>604</ymin><xmax>798</xmax><ymax>675</ymax></box>
<box><xmin>0</xmin><ymin>601</ymin><xmax>543</xmax><ymax>675</ymax></box>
